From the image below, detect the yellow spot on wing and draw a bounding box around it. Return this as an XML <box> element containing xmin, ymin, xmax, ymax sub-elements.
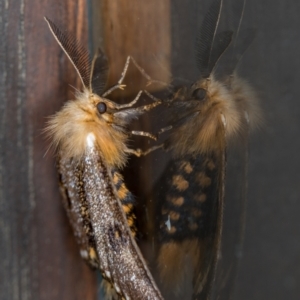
<box><xmin>113</xmin><ymin>172</ymin><xmax>123</xmax><ymax>185</ymax></box>
<box><xmin>206</xmin><ymin>159</ymin><xmax>216</xmax><ymax>171</ymax></box>
<box><xmin>196</xmin><ymin>172</ymin><xmax>211</xmax><ymax>187</ymax></box>
<box><xmin>169</xmin><ymin>226</ymin><xmax>176</xmax><ymax>234</ymax></box>
<box><xmin>179</xmin><ymin>161</ymin><xmax>193</xmax><ymax>174</ymax></box>
<box><xmin>127</xmin><ymin>216</ymin><xmax>135</xmax><ymax>227</ymax></box>
<box><xmin>118</xmin><ymin>183</ymin><xmax>128</xmax><ymax>201</ymax></box>
<box><xmin>167</xmin><ymin>196</ymin><xmax>185</xmax><ymax>206</ymax></box>
<box><xmin>195</xmin><ymin>194</ymin><xmax>207</xmax><ymax>203</ymax></box>
<box><xmin>172</xmin><ymin>175</ymin><xmax>189</xmax><ymax>191</ymax></box>
<box><xmin>169</xmin><ymin>211</ymin><xmax>180</xmax><ymax>221</ymax></box>
<box><xmin>89</xmin><ymin>247</ymin><xmax>97</xmax><ymax>260</ymax></box>
<box><xmin>122</xmin><ymin>203</ymin><xmax>133</xmax><ymax>214</ymax></box>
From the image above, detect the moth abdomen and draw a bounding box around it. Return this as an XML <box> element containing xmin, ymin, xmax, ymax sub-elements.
<box><xmin>112</xmin><ymin>170</ymin><xmax>137</xmax><ymax>236</ymax></box>
<box><xmin>158</xmin><ymin>154</ymin><xmax>219</xmax><ymax>243</ymax></box>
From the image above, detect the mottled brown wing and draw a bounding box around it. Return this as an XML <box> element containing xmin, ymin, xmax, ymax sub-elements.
<box><xmin>59</xmin><ymin>141</ymin><xmax>163</xmax><ymax>300</ymax></box>
<box><xmin>58</xmin><ymin>155</ymin><xmax>100</xmax><ymax>269</ymax></box>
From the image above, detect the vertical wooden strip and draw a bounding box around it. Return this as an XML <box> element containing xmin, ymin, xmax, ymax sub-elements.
<box><xmin>100</xmin><ymin>0</ymin><xmax>171</xmax><ymax>96</ymax></box>
<box><xmin>0</xmin><ymin>1</ymin><xmax>97</xmax><ymax>299</ymax></box>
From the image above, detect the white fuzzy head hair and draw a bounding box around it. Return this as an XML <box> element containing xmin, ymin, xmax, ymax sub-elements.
<box><xmin>44</xmin><ymin>17</ymin><xmax>143</xmax><ymax>168</ymax></box>
<box><xmin>46</xmin><ymin>89</ymin><xmax>138</xmax><ymax>168</ymax></box>
<box><xmin>168</xmin><ymin>75</ymin><xmax>242</xmax><ymax>156</ymax></box>
<box><xmin>168</xmin><ymin>0</ymin><xmax>238</xmax><ymax>156</ymax></box>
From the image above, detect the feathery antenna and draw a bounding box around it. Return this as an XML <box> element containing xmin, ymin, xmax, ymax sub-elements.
<box><xmin>195</xmin><ymin>0</ymin><xmax>223</xmax><ymax>78</ymax></box>
<box><xmin>44</xmin><ymin>17</ymin><xmax>91</xmax><ymax>89</ymax></box>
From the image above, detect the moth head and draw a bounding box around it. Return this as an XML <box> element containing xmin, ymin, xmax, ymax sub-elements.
<box><xmin>86</xmin><ymin>93</ymin><xmax>121</xmax><ymax>126</ymax></box>
<box><xmin>165</xmin><ymin>0</ymin><xmax>244</xmax><ymax>156</ymax></box>
<box><xmin>44</xmin><ymin>17</ymin><xmax>132</xmax><ymax>168</ymax></box>
<box><xmin>46</xmin><ymin>89</ymin><xmax>131</xmax><ymax>168</ymax></box>
<box><xmin>168</xmin><ymin>75</ymin><xmax>242</xmax><ymax>156</ymax></box>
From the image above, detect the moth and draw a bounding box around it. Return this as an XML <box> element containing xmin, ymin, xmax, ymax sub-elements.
<box><xmin>150</xmin><ymin>0</ymin><xmax>262</xmax><ymax>299</ymax></box>
<box><xmin>44</xmin><ymin>18</ymin><xmax>163</xmax><ymax>300</ymax></box>
<box><xmin>210</xmin><ymin>5</ymin><xmax>262</xmax><ymax>300</ymax></box>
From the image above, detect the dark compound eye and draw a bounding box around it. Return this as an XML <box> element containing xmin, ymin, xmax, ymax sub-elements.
<box><xmin>97</xmin><ymin>102</ymin><xmax>107</xmax><ymax>114</ymax></box>
<box><xmin>192</xmin><ymin>88</ymin><xmax>207</xmax><ymax>101</ymax></box>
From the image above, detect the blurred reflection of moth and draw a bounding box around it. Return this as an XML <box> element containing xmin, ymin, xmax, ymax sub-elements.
<box><xmin>146</xmin><ymin>0</ymin><xmax>262</xmax><ymax>299</ymax></box>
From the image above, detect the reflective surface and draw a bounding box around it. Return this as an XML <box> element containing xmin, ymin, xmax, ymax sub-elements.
<box><xmin>90</xmin><ymin>0</ymin><xmax>300</xmax><ymax>299</ymax></box>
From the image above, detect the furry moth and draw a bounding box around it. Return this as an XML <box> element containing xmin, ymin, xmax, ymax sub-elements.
<box><xmin>44</xmin><ymin>18</ymin><xmax>163</xmax><ymax>300</ymax></box>
<box><xmin>152</xmin><ymin>0</ymin><xmax>261</xmax><ymax>299</ymax></box>
<box><xmin>211</xmin><ymin>4</ymin><xmax>262</xmax><ymax>300</ymax></box>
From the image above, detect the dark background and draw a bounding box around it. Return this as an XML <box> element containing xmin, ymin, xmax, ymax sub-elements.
<box><xmin>0</xmin><ymin>0</ymin><xmax>299</xmax><ymax>299</ymax></box>
<box><xmin>169</xmin><ymin>0</ymin><xmax>300</xmax><ymax>299</ymax></box>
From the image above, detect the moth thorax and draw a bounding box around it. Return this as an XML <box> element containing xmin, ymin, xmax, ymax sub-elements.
<box><xmin>230</xmin><ymin>76</ymin><xmax>263</xmax><ymax>131</ymax></box>
<box><xmin>207</xmin><ymin>78</ymin><xmax>242</xmax><ymax>139</ymax></box>
<box><xmin>46</xmin><ymin>93</ymin><xmax>128</xmax><ymax>168</ymax></box>
<box><xmin>170</xmin><ymin>79</ymin><xmax>241</xmax><ymax>156</ymax></box>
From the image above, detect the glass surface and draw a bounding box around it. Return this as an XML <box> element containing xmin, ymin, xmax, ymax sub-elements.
<box><xmin>88</xmin><ymin>0</ymin><xmax>300</xmax><ymax>299</ymax></box>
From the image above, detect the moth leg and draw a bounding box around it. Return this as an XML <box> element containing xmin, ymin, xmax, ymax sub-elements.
<box><xmin>128</xmin><ymin>90</ymin><xmax>162</xmax><ymax>114</ymax></box>
<box><xmin>134</xmin><ymin>100</ymin><xmax>162</xmax><ymax>114</ymax></box>
<box><xmin>157</xmin><ymin>125</ymin><xmax>173</xmax><ymax>135</ymax></box>
<box><xmin>113</xmin><ymin>89</ymin><xmax>162</xmax><ymax>114</ymax></box>
<box><xmin>129</xmin><ymin>56</ymin><xmax>172</xmax><ymax>90</ymax></box>
<box><xmin>126</xmin><ymin>144</ymin><xmax>164</xmax><ymax>157</ymax></box>
<box><xmin>143</xmin><ymin>90</ymin><xmax>161</xmax><ymax>102</ymax></box>
<box><xmin>131</xmin><ymin>130</ymin><xmax>157</xmax><ymax>141</ymax></box>
<box><xmin>116</xmin><ymin>90</ymin><xmax>144</xmax><ymax>110</ymax></box>
<box><xmin>102</xmin><ymin>56</ymin><xmax>131</xmax><ymax>97</ymax></box>
<box><xmin>115</xmin><ymin>90</ymin><xmax>161</xmax><ymax>111</ymax></box>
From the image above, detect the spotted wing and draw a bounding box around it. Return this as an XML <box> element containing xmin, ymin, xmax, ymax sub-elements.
<box><xmin>154</xmin><ymin>146</ymin><xmax>225</xmax><ymax>300</ymax></box>
<box><xmin>209</xmin><ymin>131</ymin><xmax>249</xmax><ymax>300</ymax></box>
<box><xmin>58</xmin><ymin>142</ymin><xmax>163</xmax><ymax>299</ymax></box>
<box><xmin>192</xmin><ymin>148</ymin><xmax>225</xmax><ymax>300</ymax></box>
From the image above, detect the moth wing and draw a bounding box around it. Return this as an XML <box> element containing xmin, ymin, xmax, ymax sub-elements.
<box><xmin>192</xmin><ymin>147</ymin><xmax>226</xmax><ymax>300</ymax></box>
<box><xmin>153</xmin><ymin>143</ymin><xmax>225</xmax><ymax>299</ymax></box>
<box><xmin>210</xmin><ymin>135</ymin><xmax>249</xmax><ymax>300</ymax></box>
<box><xmin>44</xmin><ymin>17</ymin><xmax>91</xmax><ymax>89</ymax></box>
<box><xmin>57</xmin><ymin>155</ymin><xmax>100</xmax><ymax>268</ymax></box>
<box><xmin>90</xmin><ymin>48</ymin><xmax>109</xmax><ymax>96</ymax></box>
<box><xmin>81</xmin><ymin>138</ymin><xmax>163</xmax><ymax>300</ymax></box>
